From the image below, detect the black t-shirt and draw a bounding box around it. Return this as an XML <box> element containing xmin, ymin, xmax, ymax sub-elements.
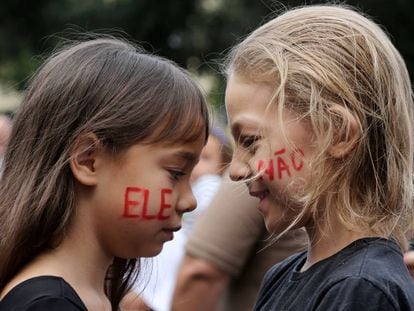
<box><xmin>254</xmin><ymin>238</ymin><xmax>414</xmax><ymax>311</ymax></box>
<box><xmin>0</xmin><ymin>276</ymin><xmax>87</xmax><ymax>310</ymax></box>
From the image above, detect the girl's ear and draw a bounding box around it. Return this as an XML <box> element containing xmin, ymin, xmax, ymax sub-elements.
<box><xmin>70</xmin><ymin>133</ymin><xmax>101</xmax><ymax>186</ymax></box>
<box><xmin>327</xmin><ymin>105</ymin><xmax>360</xmax><ymax>158</ymax></box>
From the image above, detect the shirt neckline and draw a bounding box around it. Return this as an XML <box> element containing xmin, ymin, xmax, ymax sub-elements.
<box><xmin>0</xmin><ymin>275</ymin><xmax>87</xmax><ymax>309</ymax></box>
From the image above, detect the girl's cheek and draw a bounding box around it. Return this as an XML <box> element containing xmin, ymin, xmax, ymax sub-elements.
<box><xmin>122</xmin><ymin>187</ymin><xmax>173</xmax><ymax>220</ymax></box>
<box><xmin>255</xmin><ymin>148</ymin><xmax>305</xmax><ymax>182</ymax></box>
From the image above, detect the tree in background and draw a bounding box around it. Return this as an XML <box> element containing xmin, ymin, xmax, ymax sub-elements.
<box><xmin>0</xmin><ymin>0</ymin><xmax>413</xmax><ymax>109</ymax></box>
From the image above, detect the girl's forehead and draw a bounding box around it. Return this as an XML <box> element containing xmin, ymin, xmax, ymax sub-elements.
<box><xmin>226</xmin><ymin>74</ymin><xmax>274</xmax><ymax>107</ymax></box>
<box><xmin>144</xmin><ymin>109</ymin><xmax>208</xmax><ymax>146</ymax></box>
<box><xmin>226</xmin><ymin>78</ymin><xmax>277</xmax><ymax>132</ymax></box>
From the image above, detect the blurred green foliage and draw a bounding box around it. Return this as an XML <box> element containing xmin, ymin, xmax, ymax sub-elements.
<box><xmin>0</xmin><ymin>0</ymin><xmax>413</xmax><ymax>109</ymax></box>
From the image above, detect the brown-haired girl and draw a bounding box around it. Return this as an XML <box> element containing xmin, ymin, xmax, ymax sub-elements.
<box><xmin>225</xmin><ymin>4</ymin><xmax>414</xmax><ymax>310</ymax></box>
<box><xmin>0</xmin><ymin>37</ymin><xmax>209</xmax><ymax>310</ymax></box>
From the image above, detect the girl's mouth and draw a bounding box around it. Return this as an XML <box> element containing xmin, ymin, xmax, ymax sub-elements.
<box><xmin>248</xmin><ymin>189</ymin><xmax>269</xmax><ymax>201</ymax></box>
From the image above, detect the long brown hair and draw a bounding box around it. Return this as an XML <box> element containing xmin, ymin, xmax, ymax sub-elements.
<box><xmin>0</xmin><ymin>37</ymin><xmax>209</xmax><ymax>309</ymax></box>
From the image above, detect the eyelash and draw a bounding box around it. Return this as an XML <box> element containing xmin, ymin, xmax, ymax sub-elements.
<box><xmin>168</xmin><ymin>169</ymin><xmax>186</xmax><ymax>181</ymax></box>
<box><xmin>240</xmin><ymin>135</ymin><xmax>259</xmax><ymax>151</ymax></box>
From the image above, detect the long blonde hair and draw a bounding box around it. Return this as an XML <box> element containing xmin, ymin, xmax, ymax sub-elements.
<box><xmin>226</xmin><ymin>5</ymin><xmax>414</xmax><ymax>250</ymax></box>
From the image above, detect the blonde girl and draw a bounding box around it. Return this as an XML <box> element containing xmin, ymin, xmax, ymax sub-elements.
<box><xmin>225</xmin><ymin>5</ymin><xmax>414</xmax><ymax>310</ymax></box>
<box><xmin>0</xmin><ymin>37</ymin><xmax>209</xmax><ymax>310</ymax></box>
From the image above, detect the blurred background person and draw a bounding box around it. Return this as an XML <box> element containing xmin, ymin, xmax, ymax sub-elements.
<box><xmin>183</xmin><ymin>125</ymin><xmax>232</xmax><ymax>236</ymax></box>
<box><xmin>404</xmin><ymin>249</ymin><xmax>414</xmax><ymax>279</ymax></box>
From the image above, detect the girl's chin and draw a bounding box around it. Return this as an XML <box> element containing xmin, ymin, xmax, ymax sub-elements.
<box><xmin>265</xmin><ymin>212</ymin><xmax>308</xmax><ymax>235</ymax></box>
<box><xmin>264</xmin><ymin>219</ymin><xmax>285</xmax><ymax>234</ymax></box>
<box><xmin>125</xmin><ymin>244</ymin><xmax>164</xmax><ymax>259</ymax></box>
<box><xmin>145</xmin><ymin>245</ymin><xmax>164</xmax><ymax>257</ymax></box>
<box><xmin>262</xmin><ymin>207</ymin><xmax>301</xmax><ymax>234</ymax></box>
<box><xmin>263</xmin><ymin>210</ymin><xmax>286</xmax><ymax>234</ymax></box>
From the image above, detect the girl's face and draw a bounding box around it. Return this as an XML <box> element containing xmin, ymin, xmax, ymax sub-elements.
<box><xmin>90</xmin><ymin>135</ymin><xmax>205</xmax><ymax>258</ymax></box>
<box><xmin>225</xmin><ymin>74</ymin><xmax>314</xmax><ymax>233</ymax></box>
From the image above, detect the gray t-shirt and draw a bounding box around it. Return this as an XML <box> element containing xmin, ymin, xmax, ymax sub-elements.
<box><xmin>255</xmin><ymin>238</ymin><xmax>414</xmax><ymax>311</ymax></box>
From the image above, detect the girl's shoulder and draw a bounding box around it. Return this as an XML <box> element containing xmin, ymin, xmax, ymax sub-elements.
<box><xmin>316</xmin><ymin>238</ymin><xmax>414</xmax><ymax>309</ymax></box>
<box><xmin>0</xmin><ymin>276</ymin><xmax>87</xmax><ymax>311</ymax></box>
<box><xmin>305</xmin><ymin>238</ymin><xmax>411</xmax><ymax>284</ymax></box>
<box><xmin>334</xmin><ymin>237</ymin><xmax>408</xmax><ymax>277</ymax></box>
<box><xmin>255</xmin><ymin>238</ymin><xmax>414</xmax><ymax>310</ymax></box>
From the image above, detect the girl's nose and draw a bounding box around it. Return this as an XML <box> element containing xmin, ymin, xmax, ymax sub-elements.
<box><xmin>176</xmin><ymin>184</ymin><xmax>197</xmax><ymax>214</ymax></box>
<box><xmin>229</xmin><ymin>153</ymin><xmax>252</xmax><ymax>182</ymax></box>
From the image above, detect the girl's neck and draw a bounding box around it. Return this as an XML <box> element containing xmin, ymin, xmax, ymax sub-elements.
<box><xmin>46</xmin><ymin>207</ymin><xmax>113</xmax><ymax>308</ymax></box>
<box><xmin>1</xmin><ymin>207</ymin><xmax>113</xmax><ymax>309</ymax></box>
<box><xmin>42</xmin><ymin>230</ymin><xmax>112</xmax><ymax>291</ymax></box>
<box><xmin>39</xmin><ymin>234</ymin><xmax>112</xmax><ymax>310</ymax></box>
<box><xmin>301</xmin><ymin>216</ymin><xmax>381</xmax><ymax>272</ymax></box>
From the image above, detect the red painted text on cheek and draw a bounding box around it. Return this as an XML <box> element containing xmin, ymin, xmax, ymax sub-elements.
<box><xmin>257</xmin><ymin>159</ymin><xmax>274</xmax><ymax>181</ymax></box>
<box><xmin>158</xmin><ymin>188</ymin><xmax>172</xmax><ymax>220</ymax></box>
<box><xmin>257</xmin><ymin>148</ymin><xmax>304</xmax><ymax>181</ymax></box>
<box><xmin>123</xmin><ymin>187</ymin><xmax>173</xmax><ymax>220</ymax></box>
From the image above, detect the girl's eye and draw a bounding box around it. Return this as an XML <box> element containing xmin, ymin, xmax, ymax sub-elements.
<box><xmin>240</xmin><ymin>135</ymin><xmax>259</xmax><ymax>150</ymax></box>
<box><xmin>169</xmin><ymin>169</ymin><xmax>186</xmax><ymax>181</ymax></box>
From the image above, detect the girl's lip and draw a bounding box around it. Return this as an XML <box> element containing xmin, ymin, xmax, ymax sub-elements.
<box><xmin>163</xmin><ymin>226</ymin><xmax>181</xmax><ymax>232</ymax></box>
<box><xmin>162</xmin><ymin>229</ymin><xmax>174</xmax><ymax>241</ymax></box>
<box><xmin>162</xmin><ymin>226</ymin><xmax>181</xmax><ymax>240</ymax></box>
<box><xmin>248</xmin><ymin>189</ymin><xmax>269</xmax><ymax>201</ymax></box>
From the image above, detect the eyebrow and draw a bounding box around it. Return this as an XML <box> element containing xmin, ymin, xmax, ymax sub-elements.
<box><xmin>231</xmin><ymin>118</ymin><xmax>261</xmax><ymax>138</ymax></box>
<box><xmin>174</xmin><ymin>151</ymin><xmax>199</xmax><ymax>166</ymax></box>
